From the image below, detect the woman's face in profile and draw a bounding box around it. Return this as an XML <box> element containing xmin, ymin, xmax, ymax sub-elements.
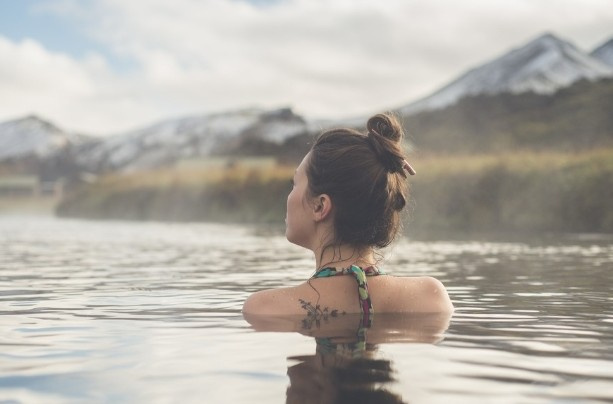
<box><xmin>286</xmin><ymin>153</ymin><xmax>314</xmax><ymax>248</ymax></box>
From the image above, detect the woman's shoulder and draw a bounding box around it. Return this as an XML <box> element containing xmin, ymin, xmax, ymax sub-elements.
<box><xmin>373</xmin><ymin>275</ymin><xmax>454</xmax><ymax>313</ymax></box>
<box><xmin>242</xmin><ymin>286</ymin><xmax>297</xmax><ymax>315</ymax></box>
<box><xmin>243</xmin><ymin>273</ymin><xmax>363</xmax><ymax>315</ymax></box>
<box><xmin>243</xmin><ymin>275</ymin><xmax>453</xmax><ymax>315</ymax></box>
<box><xmin>243</xmin><ymin>282</ymin><xmax>322</xmax><ymax>315</ymax></box>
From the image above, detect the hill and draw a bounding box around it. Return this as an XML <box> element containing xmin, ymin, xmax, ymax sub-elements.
<box><xmin>400</xmin><ymin>32</ymin><xmax>612</xmax><ymax>115</ymax></box>
<box><xmin>401</xmin><ymin>77</ymin><xmax>613</xmax><ymax>154</ymax></box>
<box><xmin>591</xmin><ymin>38</ymin><xmax>613</xmax><ymax>66</ymax></box>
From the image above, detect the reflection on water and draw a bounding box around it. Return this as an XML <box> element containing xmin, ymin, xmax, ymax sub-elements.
<box><xmin>287</xmin><ymin>319</ymin><xmax>405</xmax><ymax>404</ymax></box>
<box><xmin>247</xmin><ymin>312</ymin><xmax>450</xmax><ymax>404</ymax></box>
<box><xmin>1</xmin><ymin>215</ymin><xmax>612</xmax><ymax>403</ymax></box>
<box><xmin>287</xmin><ymin>350</ymin><xmax>402</xmax><ymax>404</ymax></box>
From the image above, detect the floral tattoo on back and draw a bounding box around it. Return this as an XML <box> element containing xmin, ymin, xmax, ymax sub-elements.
<box><xmin>299</xmin><ymin>299</ymin><xmax>346</xmax><ymax>330</ymax></box>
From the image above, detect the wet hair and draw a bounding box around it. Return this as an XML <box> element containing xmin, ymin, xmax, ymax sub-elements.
<box><xmin>306</xmin><ymin>113</ymin><xmax>411</xmax><ymax>249</ymax></box>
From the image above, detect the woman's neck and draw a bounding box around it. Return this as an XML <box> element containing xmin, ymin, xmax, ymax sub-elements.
<box><xmin>313</xmin><ymin>243</ymin><xmax>376</xmax><ymax>270</ymax></box>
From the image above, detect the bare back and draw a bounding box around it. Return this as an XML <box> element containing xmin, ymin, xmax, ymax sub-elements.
<box><xmin>242</xmin><ymin>274</ymin><xmax>453</xmax><ymax>316</ymax></box>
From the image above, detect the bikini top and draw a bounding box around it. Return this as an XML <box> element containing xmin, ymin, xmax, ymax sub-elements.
<box><xmin>311</xmin><ymin>265</ymin><xmax>385</xmax><ymax>328</ymax></box>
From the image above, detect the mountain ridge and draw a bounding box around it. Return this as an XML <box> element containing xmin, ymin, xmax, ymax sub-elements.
<box><xmin>399</xmin><ymin>32</ymin><xmax>613</xmax><ymax>115</ymax></box>
<box><xmin>591</xmin><ymin>38</ymin><xmax>613</xmax><ymax>67</ymax></box>
<box><xmin>73</xmin><ymin>107</ymin><xmax>311</xmax><ymax>173</ymax></box>
<box><xmin>0</xmin><ymin>115</ymin><xmax>83</xmax><ymax>161</ymax></box>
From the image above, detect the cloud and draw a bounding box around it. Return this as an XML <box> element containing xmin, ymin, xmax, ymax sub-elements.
<box><xmin>1</xmin><ymin>0</ymin><xmax>612</xmax><ymax>134</ymax></box>
<box><xmin>0</xmin><ymin>35</ymin><xmax>163</xmax><ymax>135</ymax></box>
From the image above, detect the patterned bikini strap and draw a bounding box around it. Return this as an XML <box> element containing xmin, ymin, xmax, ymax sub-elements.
<box><xmin>312</xmin><ymin>265</ymin><xmax>384</xmax><ymax>327</ymax></box>
<box><xmin>312</xmin><ymin>265</ymin><xmax>385</xmax><ymax>278</ymax></box>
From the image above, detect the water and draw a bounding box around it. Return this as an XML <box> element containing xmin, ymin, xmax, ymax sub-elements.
<box><xmin>1</xmin><ymin>216</ymin><xmax>612</xmax><ymax>403</ymax></box>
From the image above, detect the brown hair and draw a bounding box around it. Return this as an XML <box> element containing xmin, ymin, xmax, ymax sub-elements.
<box><xmin>306</xmin><ymin>113</ymin><xmax>410</xmax><ymax>249</ymax></box>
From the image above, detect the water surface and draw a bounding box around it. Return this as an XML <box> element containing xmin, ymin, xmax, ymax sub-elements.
<box><xmin>1</xmin><ymin>216</ymin><xmax>612</xmax><ymax>403</ymax></box>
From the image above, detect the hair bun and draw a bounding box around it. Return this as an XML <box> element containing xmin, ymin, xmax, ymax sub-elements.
<box><xmin>365</xmin><ymin>113</ymin><xmax>407</xmax><ymax>175</ymax></box>
<box><xmin>366</xmin><ymin>113</ymin><xmax>403</xmax><ymax>143</ymax></box>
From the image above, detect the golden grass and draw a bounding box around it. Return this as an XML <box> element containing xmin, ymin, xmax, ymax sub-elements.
<box><xmin>0</xmin><ymin>195</ymin><xmax>58</xmax><ymax>214</ymax></box>
<box><xmin>412</xmin><ymin>148</ymin><xmax>613</xmax><ymax>177</ymax></box>
<box><xmin>97</xmin><ymin>164</ymin><xmax>296</xmax><ymax>190</ymax></box>
<box><xmin>59</xmin><ymin>148</ymin><xmax>613</xmax><ymax>231</ymax></box>
<box><xmin>92</xmin><ymin>148</ymin><xmax>613</xmax><ymax>191</ymax></box>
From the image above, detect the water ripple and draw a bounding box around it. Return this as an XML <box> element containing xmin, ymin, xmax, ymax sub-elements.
<box><xmin>1</xmin><ymin>216</ymin><xmax>612</xmax><ymax>403</ymax></box>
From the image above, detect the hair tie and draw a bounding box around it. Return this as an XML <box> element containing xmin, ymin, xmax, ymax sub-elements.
<box><xmin>402</xmin><ymin>160</ymin><xmax>416</xmax><ymax>176</ymax></box>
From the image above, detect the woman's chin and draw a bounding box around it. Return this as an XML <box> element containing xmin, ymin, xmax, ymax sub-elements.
<box><xmin>285</xmin><ymin>230</ymin><xmax>298</xmax><ymax>246</ymax></box>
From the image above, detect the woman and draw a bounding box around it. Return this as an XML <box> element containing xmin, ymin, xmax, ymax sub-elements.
<box><xmin>243</xmin><ymin>113</ymin><xmax>453</xmax><ymax>318</ymax></box>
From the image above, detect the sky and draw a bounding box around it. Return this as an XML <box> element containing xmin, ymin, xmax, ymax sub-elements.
<box><xmin>1</xmin><ymin>0</ymin><xmax>612</xmax><ymax>136</ymax></box>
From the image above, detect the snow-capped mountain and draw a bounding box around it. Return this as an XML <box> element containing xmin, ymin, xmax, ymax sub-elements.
<box><xmin>591</xmin><ymin>38</ymin><xmax>613</xmax><ymax>67</ymax></box>
<box><xmin>75</xmin><ymin>107</ymin><xmax>310</xmax><ymax>172</ymax></box>
<box><xmin>0</xmin><ymin>115</ymin><xmax>81</xmax><ymax>161</ymax></box>
<box><xmin>400</xmin><ymin>33</ymin><xmax>613</xmax><ymax>115</ymax></box>
<box><xmin>3</xmin><ymin>32</ymin><xmax>612</xmax><ymax>176</ymax></box>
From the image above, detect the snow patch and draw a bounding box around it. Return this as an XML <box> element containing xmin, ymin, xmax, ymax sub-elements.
<box><xmin>400</xmin><ymin>33</ymin><xmax>613</xmax><ymax>115</ymax></box>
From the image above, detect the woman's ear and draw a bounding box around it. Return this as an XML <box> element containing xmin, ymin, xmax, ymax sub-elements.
<box><xmin>312</xmin><ymin>194</ymin><xmax>332</xmax><ymax>222</ymax></box>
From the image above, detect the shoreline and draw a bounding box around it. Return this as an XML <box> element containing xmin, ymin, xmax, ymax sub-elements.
<box><xmin>54</xmin><ymin>149</ymin><xmax>613</xmax><ymax>234</ymax></box>
<box><xmin>0</xmin><ymin>196</ymin><xmax>59</xmax><ymax>216</ymax></box>
<box><xmin>2</xmin><ymin>213</ymin><xmax>613</xmax><ymax>246</ymax></box>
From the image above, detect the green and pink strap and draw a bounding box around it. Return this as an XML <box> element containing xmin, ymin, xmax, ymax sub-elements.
<box><xmin>311</xmin><ymin>265</ymin><xmax>384</xmax><ymax>327</ymax></box>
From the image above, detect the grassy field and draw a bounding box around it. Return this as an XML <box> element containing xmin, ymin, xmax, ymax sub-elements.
<box><xmin>0</xmin><ymin>196</ymin><xmax>59</xmax><ymax>215</ymax></box>
<box><xmin>409</xmin><ymin>148</ymin><xmax>613</xmax><ymax>233</ymax></box>
<box><xmin>57</xmin><ymin>164</ymin><xmax>295</xmax><ymax>223</ymax></box>
<box><xmin>57</xmin><ymin>149</ymin><xmax>613</xmax><ymax>233</ymax></box>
